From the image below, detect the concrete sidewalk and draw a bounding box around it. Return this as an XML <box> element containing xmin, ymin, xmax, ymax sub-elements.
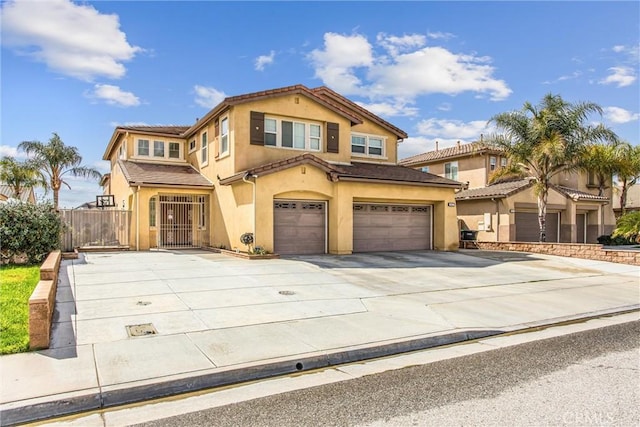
<box><xmin>1</xmin><ymin>250</ymin><xmax>638</xmax><ymax>425</ymax></box>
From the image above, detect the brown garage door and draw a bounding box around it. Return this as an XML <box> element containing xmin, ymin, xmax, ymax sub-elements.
<box><xmin>274</xmin><ymin>201</ymin><xmax>326</xmax><ymax>255</ymax></box>
<box><xmin>515</xmin><ymin>211</ymin><xmax>559</xmax><ymax>242</ymax></box>
<box><xmin>353</xmin><ymin>204</ymin><xmax>432</xmax><ymax>252</ymax></box>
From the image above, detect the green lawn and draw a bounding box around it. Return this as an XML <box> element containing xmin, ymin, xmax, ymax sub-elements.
<box><xmin>0</xmin><ymin>264</ymin><xmax>40</xmax><ymax>354</ymax></box>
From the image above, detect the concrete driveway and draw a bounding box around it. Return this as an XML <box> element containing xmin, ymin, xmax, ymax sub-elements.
<box><xmin>2</xmin><ymin>249</ymin><xmax>638</xmax><ymax>425</ymax></box>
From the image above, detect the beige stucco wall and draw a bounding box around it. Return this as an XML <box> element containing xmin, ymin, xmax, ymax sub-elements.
<box><xmin>214</xmin><ymin>163</ymin><xmax>460</xmax><ymax>254</ymax></box>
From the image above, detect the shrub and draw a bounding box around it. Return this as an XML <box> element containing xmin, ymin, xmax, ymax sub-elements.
<box><xmin>0</xmin><ymin>201</ymin><xmax>64</xmax><ymax>264</ymax></box>
<box><xmin>612</xmin><ymin>211</ymin><xmax>640</xmax><ymax>244</ymax></box>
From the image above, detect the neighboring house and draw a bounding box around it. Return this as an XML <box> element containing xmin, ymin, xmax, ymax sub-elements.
<box><xmin>400</xmin><ymin>141</ymin><xmax>615</xmax><ymax>243</ymax></box>
<box><xmin>102</xmin><ymin>84</ymin><xmax>463</xmax><ymax>254</ymax></box>
<box><xmin>613</xmin><ymin>181</ymin><xmax>640</xmax><ymax>216</ymax></box>
<box><xmin>0</xmin><ymin>183</ymin><xmax>36</xmax><ymax>204</ymax></box>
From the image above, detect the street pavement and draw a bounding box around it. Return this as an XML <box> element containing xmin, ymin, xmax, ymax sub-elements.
<box><xmin>0</xmin><ymin>249</ymin><xmax>638</xmax><ymax>425</ymax></box>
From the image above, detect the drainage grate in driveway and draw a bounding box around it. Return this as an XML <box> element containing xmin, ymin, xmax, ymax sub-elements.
<box><xmin>126</xmin><ymin>323</ymin><xmax>158</xmax><ymax>337</ymax></box>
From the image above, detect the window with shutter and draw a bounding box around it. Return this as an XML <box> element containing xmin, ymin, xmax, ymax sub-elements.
<box><xmin>250</xmin><ymin>111</ymin><xmax>265</xmax><ymax>145</ymax></box>
<box><xmin>327</xmin><ymin>122</ymin><xmax>339</xmax><ymax>153</ymax></box>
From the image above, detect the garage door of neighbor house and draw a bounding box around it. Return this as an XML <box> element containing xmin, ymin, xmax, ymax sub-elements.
<box><xmin>274</xmin><ymin>200</ymin><xmax>326</xmax><ymax>255</ymax></box>
<box><xmin>515</xmin><ymin>212</ymin><xmax>559</xmax><ymax>242</ymax></box>
<box><xmin>577</xmin><ymin>213</ymin><xmax>586</xmax><ymax>244</ymax></box>
<box><xmin>353</xmin><ymin>204</ymin><xmax>432</xmax><ymax>252</ymax></box>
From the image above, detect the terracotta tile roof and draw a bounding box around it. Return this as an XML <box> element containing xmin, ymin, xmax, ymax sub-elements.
<box><xmin>117</xmin><ymin>160</ymin><xmax>213</xmax><ymax>188</ymax></box>
<box><xmin>399</xmin><ymin>141</ymin><xmax>504</xmax><ymax>166</ymax></box>
<box><xmin>331</xmin><ymin>162</ymin><xmax>461</xmax><ymax>186</ymax></box>
<box><xmin>456</xmin><ymin>179</ymin><xmax>534</xmax><ymax>200</ymax></box>
<box><xmin>186</xmin><ymin>84</ymin><xmax>364</xmax><ymax>137</ymax></box>
<box><xmin>220</xmin><ymin>154</ymin><xmax>462</xmax><ymax>188</ymax></box>
<box><xmin>117</xmin><ymin>125</ymin><xmax>190</xmax><ymax>136</ymax></box>
<box><xmin>553</xmin><ymin>185</ymin><xmax>609</xmax><ymax>202</ymax></box>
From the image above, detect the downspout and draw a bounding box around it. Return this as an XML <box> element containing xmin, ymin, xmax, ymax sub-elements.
<box><xmin>242</xmin><ymin>174</ymin><xmax>257</xmax><ymax>247</ymax></box>
<box><xmin>493</xmin><ymin>198</ymin><xmax>500</xmax><ymax>242</ymax></box>
<box><xmin>135</xmin><ymin>185</ymin><xmax>140</xmax><ymax>251</ymax></box>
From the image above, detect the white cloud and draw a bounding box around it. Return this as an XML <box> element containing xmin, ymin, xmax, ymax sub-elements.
<box><xmin>308</xmin><ymin>33</ymin><xmax>373</xmax><ymax>95</ymax></box>
<box><xmin>599</xmin><ymin>66</ymin><xmax>637</xmax><ymax>87</ymax></box>
<box><xmin>308</xmin><ymin>32</ymin><xmax>511</xmax><ymax>107</ymax></box>
<box><xmin>426</xmin><ymin>31</ymin><xmax>455</xmax><ymax>40</ymax></box>
<box><xmin>194</xmin><ymin>85</ymin><xmax>226</xmax><ymax>108</ymax></box>
<box><xmin>255</xmin><ymin>50</ymin><xmax>275</xmax><ymax>71</ymax></box>
<box><xmin>355</xmin><ymin>101</ymin><xmax>419</xmax><ymax>117</ymax></box>
<box><xmin>377</xmin><ymin>33</ymin><xmax>426</xmax><ymax>57</ymax></box>
<box><xmin>604</xmin><ymin>106</ymin><xmax>640</xmax><ymax>124</ymax></box>
<box><xmin>1</xmin><ymin>0</ymin><xmax>141</xmax><ymax>81</ymax></box>
<box><xmin>416</xmin><ymin>118</ymin><xmax>494</xmax><ymax>139</ymax></box>
<box><xmin>437</xmin><ymin>103</ymin><xmax>452</xmax><ymax>112</ymax></box>
<box><xmin>88</xmin><ymin>84</ymin><xmax>140</xmax><ymax>107</ymax></box>
<box><xmin>0</xmin><ymin>145</ymin><xmax>20</xmax><ymax>157</ymax></box>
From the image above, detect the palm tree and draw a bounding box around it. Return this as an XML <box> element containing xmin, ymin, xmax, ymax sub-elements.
<box><xmin>578</xmin><ymin>141</ymin><xmax>621</xmax><ymax>196</ymax></box>
<box><xmin>18</xmin><ymin>133</ymin><xmax>102</xmax><ymax>210</ymax></box>
<box><xmin>615</xmin><ymin>143</ymin><xmax>640</xmax><ymax>216</ymax></box>
<box><xmin>0</xmin><ymin>156</ymin><xmax>43</xmax><ymax>200</ymax></box>
<box><xmin>488</xmin><ymin>94</ymin><xmax>618</xmax><ymax>242</ymax></box>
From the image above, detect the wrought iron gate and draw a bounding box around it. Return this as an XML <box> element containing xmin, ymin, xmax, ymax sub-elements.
<box><xmin>158</xmin><ymin>195</ymin><xmax>205</xmax><ymax>249</ymax></box>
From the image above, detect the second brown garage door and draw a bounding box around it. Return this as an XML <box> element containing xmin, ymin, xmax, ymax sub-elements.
<box><xmin>274</xmin><ymin>200</ymin><xmax>326</xmax><ymax>255</ymax></box>
<box><xmin>515</xmin><ymin>211</ymin><xmax>559</xmax><ymax>242</ymax></box>
<box><xmin>353</xmin><ymin>204</ymin><xmax>432</xmax><ymax>252</ymax></box>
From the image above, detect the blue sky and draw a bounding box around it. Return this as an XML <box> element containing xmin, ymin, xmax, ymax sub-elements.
<box><xmin>1</xmin><ymin>0</ymin><xmax>639</xmax><ymax>208</ymax></box>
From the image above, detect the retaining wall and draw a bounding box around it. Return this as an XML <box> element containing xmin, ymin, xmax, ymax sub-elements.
<box><xmin>476</xmin><ymin>242</ymin><xmax>640</xmax><ymax>266</ymax></box>
<box><xmin>28</xmin><ymin>250</ymin><xmax>61</xmax><ymax>350</ymax></box>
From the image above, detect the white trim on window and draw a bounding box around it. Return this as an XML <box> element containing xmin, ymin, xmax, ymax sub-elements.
<box><xmin>189</xmin><ymin>139</ymin><xmax>197</xmax><ymax>153</ymax></box>
<box><xmin>220</xmin><ymin>117</ymin><xmax>229</xmax><ymax>157</ymax></box>
<box><xmin>489</xmin><ymin>156</ymin><xmax>497</xmax><ymax>171</ymax></box>
<box><xmin>201</xmin><ymin>132</ymin><xmax>208</xmax><ymax>166</ymax></box>
<box><xmin>350</xmin><ymin>133</ymin><xmax>386</xmax><ymax>158</ymax></box>
<box><xmin>263</xmin><ymin>117</ymin><xmax>322</xmax><ymax>152</ymax></box>
<box><xmin>445</xmin><ymin>161</ymin><xmax>459</xmax><ymax>181</ymax></box>
<box><xmin>135</xmin><ymin>139</ymin><xmax>183</xmax><ymax>161</ymax></box>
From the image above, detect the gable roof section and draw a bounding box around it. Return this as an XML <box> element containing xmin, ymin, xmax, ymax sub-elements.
<box><xmin>455</xmin><ymin>179</ymin><xmax>534</xmax><ymax>200</ymax></box>
<box><xmin>185</xmin><ymin>84</ymin><xmax>364</xmax><ymax>137</ymax></box>
<box><xmin>103</xmin><ymin>125</ymin><xmax>191</xmax><ymax>160</ymax></box>
<box><xmin>553</xmin><ymin>185</ymin><xmax>609</xmax><ymax>202</ymax></box>
<box><xmin>220</xmin><ymin>153</ymin><xmax>462</xmax><ymax>188</ymax></box>
<box><xmin>117</xmin><ymin>160</ymin><xmax>213</xmax><ymax>188</ymax></box>
<box><xmin>400</xmin><ymin>141</ymin><xmax>504</xmax><ymax>166</ymax></box>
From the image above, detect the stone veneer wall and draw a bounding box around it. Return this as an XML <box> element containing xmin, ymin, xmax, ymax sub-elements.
<box><xmin>476</xmin><ymin>242</ymin><xmax>640</xmax><ymax>266</ymax></box>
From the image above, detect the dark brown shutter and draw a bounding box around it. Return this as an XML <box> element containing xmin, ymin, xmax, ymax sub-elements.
<box><xmin>250</xmin><ymin>111</ymin><xmax>265</xmax><ymax>146</ymax></box>
<box><xmin>326</xmin><ymin>122</ymin><xmax>339</xmax><ymax>153</ymax></box>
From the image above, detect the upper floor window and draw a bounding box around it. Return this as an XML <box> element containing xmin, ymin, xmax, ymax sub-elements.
<box><xmin>220</xmin><ymin>117</ymin><xmax>229</xmax><ymax>155</ymax></box>
<box><xmin>351</xmin><ymin>134</ymin><xmax>384</xmax><ymax>157</ymax></box>
<box><xmin>263</xmin><ymin>117</ymin><xmax>322</xmax><ymax>151</ymax></box>
<box><xmin>201</xmin><ymin>132</ymin><xmax>208</xmax><ymax>165</ymax></box>
<box><xmin>489</xmin><ymin>156</ymin><xmax>497</xmax><ymax>171</ymax></box>
<box><xmin>421</xmin><ymin>166</ymin><xmax>430</xmax><ymax>173</ymax></box>
<box><xmin>501</xmin><ymin>157</ymin><xmax>508</xmax><ymax>167</ymax></box>
<box><xmin>189</xmin><ymin>139</ymin><xmax>196</xmax><ymax>153</ymax></box>
<box><xmin>118</xmin><ymin>142</ymin><xmax>126</xmax><ymax>159</ymax></box>
<box><xmin>137</xmin><ymin>139</ymin><xmax>149</xmax><ymax>156</ymax></box>
<box><xmin>169</xmin><ymin>142</ymin><xmax>180</xmax><ymax>159</ymax></box>
<box><xmin>154</xmin><ymin>141</ymin><xmax>165</xmax><ymax>157</ymax></box>
<box><xmin>445</xmin><ymin>161</ymin><xmax>459</xmax><ymax>181</ymax></box>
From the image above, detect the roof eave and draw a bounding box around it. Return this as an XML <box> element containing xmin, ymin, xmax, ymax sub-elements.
<box><xmin>336</xmin><ymin>176</ymin><xmax>463</xmax><ymax>188</ymax></box>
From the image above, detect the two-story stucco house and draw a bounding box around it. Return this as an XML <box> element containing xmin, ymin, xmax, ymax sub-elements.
<box><xmin>400</xmin><ymin>140</ymin><xmax>615</xmax><ymax>243</ymax></box>
<box><xmin>101</xmin><ymin>85</ymin><xmax>463</xmax><ymax>254</ymax></box>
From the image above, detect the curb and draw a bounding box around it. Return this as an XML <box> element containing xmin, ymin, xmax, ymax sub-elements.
<box><xmin>2</xmin><ymin>306</ymin><xmax>638</xmax><ymax>426</ymax></box>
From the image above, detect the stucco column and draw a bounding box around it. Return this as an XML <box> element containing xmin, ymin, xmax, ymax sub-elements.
<box><xmin>564</xmin><ymin>200</ymin><xmax>576</xmax><ymax>243</ymax></box>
